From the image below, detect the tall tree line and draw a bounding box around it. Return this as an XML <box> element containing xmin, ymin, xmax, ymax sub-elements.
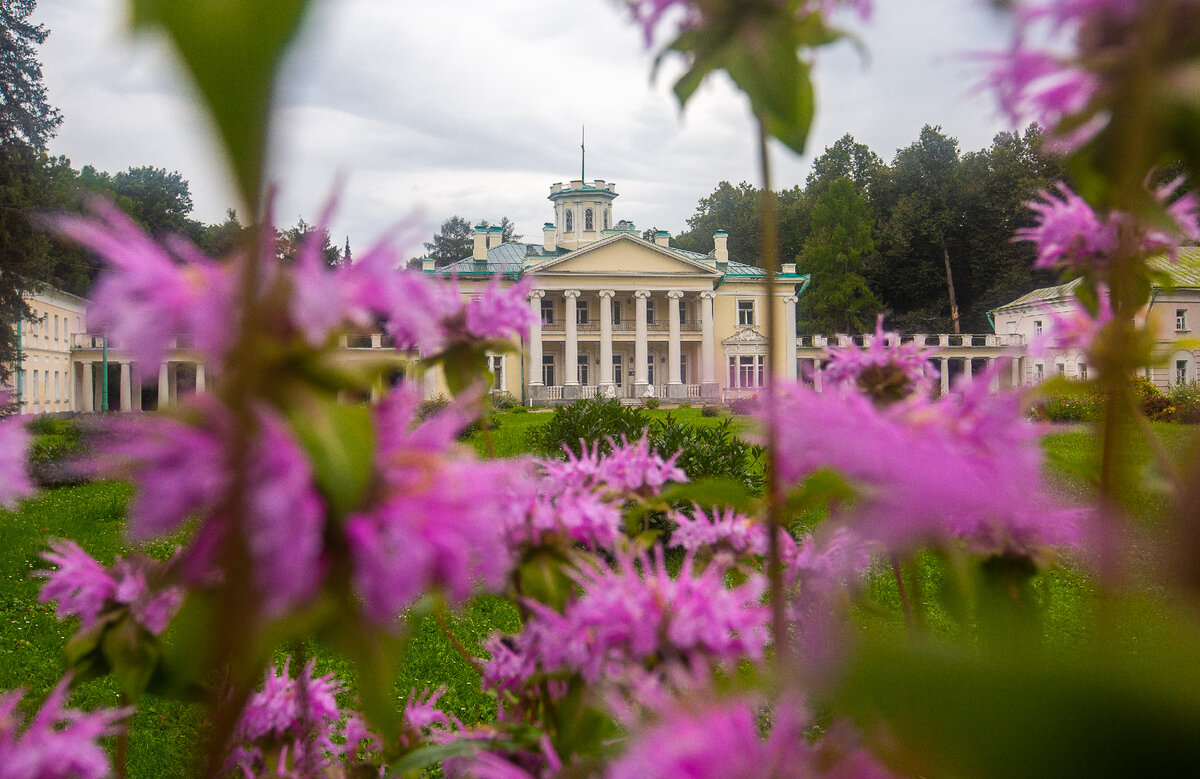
<box><xmin>674</xmin><ymin>124</ymin><xmax>1066</xmax><ymax>334</ymax></box>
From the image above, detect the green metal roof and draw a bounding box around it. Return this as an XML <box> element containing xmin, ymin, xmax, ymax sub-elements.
<box><xmin>1149</xmin><ymin>247</ymin><xmax>1200</xmax><ymax>287</ymax></box>
<box><xmin>993</xmin><ymin>278</ymin><xmax>1083</xmax><ymax>310</ymax></box>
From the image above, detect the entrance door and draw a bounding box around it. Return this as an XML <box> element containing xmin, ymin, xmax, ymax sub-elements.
<box><xmin>612</xmin><ymin>354</ymin><xmax>624</xmax><ymax>397</ymax></box>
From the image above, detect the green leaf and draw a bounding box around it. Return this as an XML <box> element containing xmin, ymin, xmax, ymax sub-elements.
<box><xmin>386</xmin><ymin>739</ymin><xmax>490</xmax><ymax>775</ymax></box>
<box><xmin>101</xmin><ymin>614</ymin><xmax>161</xmax><ymax>700</ymax></box>
<box><xmin>129</xmin><ymin>0</ymin><xmax>313</xmax><ymax>211</ymax></box>
<box><xmin>781</xmin><ymin>467</ymin><xmax>857</xmax><ymax>516</ymax></box>
<box><xmin>657</xmin><ymin>477</ymin><xmax>756</xmax><ymax>512</ymax></box>
<box><xmin>286</xmin><ymin>395</ymin><xmax>376</xmax><ymax>518</ymax></box>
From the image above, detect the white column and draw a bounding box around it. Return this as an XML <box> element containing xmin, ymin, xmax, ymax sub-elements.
<box><xmin>940</xmin><ymin>357</ymin><xmax>950</xmax><ymax>394</ymax></box>
<box><xmin>132</xmin><ymin>364</ymin><xmax>143</xmax><ymax>410</ymax></box>
<box><xmin>988</xmin><ymin>357</ymin><xmax>999</xmax><ymax>394</ymax></box>
<box><xmin>599</xmin><ymin>290</ymin><xmax>615</xmax><ymax>388</ymax></box>
<box><xmin>700</xmin><ymin>291</ymin><xmax>715</xmax><ymax>384</ymax></box>
<box><xmin>635</xmin><ymin>290</ymin><xmax>650</xmax><ymax>386</ymax></box>
<box><xmin>1011</xmin><ymin>356</ymin><xmax>1020</xmax><ymax>387</ymax></box>
<box><xmin>563</xmin><ymin>290</ymin><xmax>580</xmax><ymax>385</ymax></box>
<box><xmin>813</xmin><ymin>358</ymin><xmax>823</xmax><ymax>392</ymax></box>
<box><xmin>196</xmin><ymin>363</ymin><xmax>207</xmax><ymax>394</ymax></box>
<box><xmin>964</xmin><ymin>357</ymin><xmax>974</xmax><ymax>383</ymax></box>
<box><xmin>667</xmin><ymin>290</ymin><xmax>683</xmax><ymax>385</ymax></box>
<box><xmin>783</xmin><ymin>294</ymin><xmax>799</xmax><ymax>380</ymax></box>
<box><xmin>82</xmin><ymin>361</ymin><xmax>94</xmax><ymax>412</ymax></box>
<box><xmin>120</xmin><ymin>362</ymin><xmax>132</xmax><ymax>412</ymax></box>
<box><xmin>158</xmin><ymin>362</ymin><xmax>170</xmax><ymax>409</ymax></box>
<box><xmin>528</xmin><ymin>290</ymin><xmax>545</xmax><ymax>386</ymax></box>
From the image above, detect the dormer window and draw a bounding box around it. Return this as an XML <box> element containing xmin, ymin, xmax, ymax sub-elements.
<box><xmin>585</xmin><ymin>208</ymin><xmax>594</xmax><ymax>232</ymax></box>
<box><xmin>565</xmin><ymin>209</ymin><xmax>573</xmax><ymax>233</ymax></box>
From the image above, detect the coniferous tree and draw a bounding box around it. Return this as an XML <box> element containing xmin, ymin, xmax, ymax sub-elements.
<box><xmin>424</xmin><ymin>215</ymin><xmax>473</xmax><ymax>266</ymax></box>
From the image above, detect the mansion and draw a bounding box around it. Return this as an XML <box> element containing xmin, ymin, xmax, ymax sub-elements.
<box><xmin>6</xmin><ymin>179</ymin><xmax>1200</xmax><ymax>413</ymax></box>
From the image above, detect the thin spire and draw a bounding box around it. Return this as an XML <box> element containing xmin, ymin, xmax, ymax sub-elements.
<box><xmin>581</xmin><ymin>124</ymin><xmax>586</xmax><ymax>183</ymax></box>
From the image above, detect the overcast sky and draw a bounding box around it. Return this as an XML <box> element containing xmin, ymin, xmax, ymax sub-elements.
<box><xmin>36</xmin><ymin>0</ymin><xmax>1016</xmax><ymax>254</ymax></box>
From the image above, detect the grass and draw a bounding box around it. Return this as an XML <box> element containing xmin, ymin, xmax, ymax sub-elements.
<box><xmin>5</xmin><ymin>414</ymin><xmax>1196</xmax><ymax>775</ymax></box>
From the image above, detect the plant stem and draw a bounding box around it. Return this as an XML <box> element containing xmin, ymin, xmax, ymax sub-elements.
<box><xmin>433</xmin><ymin>606</ymin><xmax>484</xmax><ymax>674</ymax></box>
<box><xmin>757</xmin><ymin>119</ymin><xmax>788</xmax><ymax>671</ymax></box>
<box><xmin>890</xmin><ymin>554</ymin><xmax>914</xmax><ymax>632</ymax></box>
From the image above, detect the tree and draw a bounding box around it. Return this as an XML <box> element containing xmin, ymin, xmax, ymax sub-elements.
<box><xmin>796</xmin><ymin>177</ymin><xmax>883</xmax><ymax>333</ymax></box>
<box><xmin>197</xmin><ymin>208</ymin><xmax>249</xmax><ymax>257</ymax></box>
<box><xmin>110</xmin><ymin>166</ymin><xmax>199</xmax><ymax>239</ymax></box>
<box><xmin>478</xmin><ymin>216</ymin><xmax>521</xmax><ymax>243</ymax></box>
<box><xmin>673</xmin><ymin>181</ymin><xmax>760</xmax><ymax>263</ymax></box>
<box><xmin>276</xmin><ymin>217</ymin><xmax>343</xmax><ymax>267</ymax></box>
<box><xmin>424</xmin><ymin>215</ymin><xmax>473</xmax><ymax>266</ymax></box>
<box><xmin>806</xmin><ymin>133</ymin><xmax>884</xmax><ymax>198</ymax></box>
<box><xmin>0</xmin><ymin>0</ymin><xmax>60</xmax><ymax>381</ymax></box>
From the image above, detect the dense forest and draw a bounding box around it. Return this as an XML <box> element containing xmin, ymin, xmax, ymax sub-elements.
<box><xmin>672</xmin><ymin>124</ymin><xmax>1067</xmax><ymax>334</ymax></box>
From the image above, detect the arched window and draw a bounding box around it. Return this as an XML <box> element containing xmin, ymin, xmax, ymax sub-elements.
<box><xmin>585</xmin><ymin>208</ymin><xmax>594</xmax><ymax>231</ymax></box>
<box><xmin>565</xmin><ymin>209</ymin><xmax>573</xmax><ymax>233</ymax></box>
<box><xmin>603</xmin><ymin>209</ymin><xmax>610</xmax><ymax>230</ymax></box>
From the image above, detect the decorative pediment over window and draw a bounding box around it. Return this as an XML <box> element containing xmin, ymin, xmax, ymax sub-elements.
<box><xmin>723</xmin><ymin>327</ymin><xmax>768</xmax><ymax>355</ymax></box>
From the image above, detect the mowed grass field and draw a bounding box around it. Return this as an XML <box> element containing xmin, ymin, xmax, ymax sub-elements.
<box><xmin>0</xmin><ymin>410</ymin><xmax>1193</xmax><ymax>776</ymax></box>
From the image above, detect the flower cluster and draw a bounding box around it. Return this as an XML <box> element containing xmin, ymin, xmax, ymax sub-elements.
<box><xmin>670</xmin><ymin>504</ymin><xmax>794</xmax><ymax>560</ymax></box>
<box><xmin>1015</xmin><ymin>182</ymin><xmax>1200</xmax><ymax>271</ymax></box>
<box><xmin>769</xmin><ymin>377</ymin><xmax>1084</xmax><ymax>558</ymax></box>
<box><xmin>823</xmin><ymin>316</ymin><xmax>936</xmax><ymax>403</ymax></box>
<box><xmin>37</xmin><ymin>540</ymin><xmax>183</xmax><ymax>635</ymax></box>
<box><xmin>0</xmin><ymin>674</ymin><xmax>130</xmax><ymax>779</ymax></box>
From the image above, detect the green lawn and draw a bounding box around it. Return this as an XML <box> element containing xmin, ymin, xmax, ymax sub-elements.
<box><xmin>3</xmin><ymin>416</ymin><xmax>1194</xmax><ymax>776</ymax></box>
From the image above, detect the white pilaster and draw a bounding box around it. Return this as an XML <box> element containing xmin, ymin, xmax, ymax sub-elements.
<box><xmin>599</xmin><ymin>290</ymin><xmax>615</xmax><ymax>388</ymax></box>
<box><xmin>635</xmin><ymin>290</ymin><xmax>650</xmax><ymax>386</ymax></box>
<box><xmin>783</xmin><ymin>294</ymin><xmax>799</xmax><ymax>380</ymax></box>
<box><xmin>528</xmin><ymin>290</ymin><xmax>545</xmax><ymax>386</ymax></box>
<box><xmin>82</xmin><ymin>361</ymin><xmax>94</xmax><ymax>412</ymax></box>
<box><xmin>564</xmin><ymin>290</ymin><xmax>580</xmax><ymax>385</ymax></box>
<box><xmin>132</xmin><ymin>364</ymin><xmax>143</xmax><ymax>410</ymax></box>
<box><xmin>196</xmin><ymin>363</ymin><xmax>207</xmax><ymax>394</ymax></box>
<box><xmin>667</xmin><ymin>290</ymin><xmax>683</xmax><ymax>385</ymax></box>
<box><xmin>813</xmin><ymin>358</ymin><xmax>823</xmax><ymax>392</ymax></box>
<box><xmin>940</xmin><ymin>357</ymin><xmax>950</xmax><ymax>394</ymax></box>
<box><xmin>700</xmin><ymin>291</ymin><xmax>715</xmax><ymax>385</ymax></box>
<box><xmin>988</xmin><ymin>357</ymin><xmax>999</xmax><ymax>393</ymax></box>
<box><xmin>1011</xmin><ymin>356</ymin><xmax>1020</xmax><ymax>387</ymax></box>
<box><xmin>120</xmin><ymin>362</ymin><xmax>132</xmax><ymax>412</ymax></box>
<box><xmin>964</xmin><ymin>357</ymin><xmax>974</xmax><ymax>383</ymax></box>
<box><xmin>158</xmin><ymin>362</ymin><xmax>170</xmax><ymax>409</ymax></box>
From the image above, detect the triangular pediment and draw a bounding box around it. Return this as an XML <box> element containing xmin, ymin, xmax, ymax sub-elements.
<box><xmin>528</xmin><ymin>233</ymin><xmax>720</xmax><ymax>277</ymax></box>
<box><xmin>723</xmin><ymin>327</ymin><xmax>767</xmax><ymax>345</ymax></box>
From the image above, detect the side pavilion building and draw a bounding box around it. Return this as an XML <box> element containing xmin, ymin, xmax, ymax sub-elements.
<box><xmin>423</xmin><ymin>178</ymin><xmax>809</xmax><ymax>404</ymax></box>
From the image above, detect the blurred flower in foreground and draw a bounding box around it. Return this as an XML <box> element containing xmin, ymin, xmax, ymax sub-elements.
<box><xmin>0</xmin><ymin>674</ymin><xmax>130</xmax><ymax>779</ymax></box>
<box><xmin>823</xmin><ymin>316</ymin><xmax>936</xmax><ymax>404</ymax></box>
<box><xmin>0</xmin><ymin>392</ymin><xmax>32</xmax><ymax>507</ymax></box>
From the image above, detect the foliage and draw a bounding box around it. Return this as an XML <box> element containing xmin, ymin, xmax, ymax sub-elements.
<box><xmin>274</xmin><ymin>216</ymin><xmax>343</xmax><ymax>266</ymax></box>
<box><xmin>1030</xmin><ymin>384</ymin><xmax>1103</xmax><ymax>423</ymax></box>
<box><xmin>700</xmin><ymin>404</ymin><xmax>721</xmax><ymax>417</ymax></box>
<box><xmin>796</xmin><ymin>176</ymin><xmax>882</xmax><ymax>333</ymax></box>
<box><xmin>673</xmin><ymin>180</ymin><xmax>760</xmax><ymax>262</ymax></box>
<box><xmin>526</xmin><ymin>397</ymin><xmax>650</xmax><ymax>457</ymax></box>
<box><xmin>423</xmin><ymin>215</ymin><xmax>473</xmax><ymax>266</ymax></box>
<box><xmin>644</xmin><ymin>396</ymin><xmax>660</xmax><ymax>409</ymax></box>
<box><xmin>727</xmin><ymin>395</ymin><xmax>757</xmax><ymax>415</ymax></box>
<box><xmin>489</xmin><ymin>391</ymin><xmax>519</xmax><ymax>411</ymax></box>
<box><xmin>477</xmin><ymin>216</ymin><xmax>521</xmax><ymax>243</ymax></box>
<box><xmin>0</xmin><ymin>0</ymin><xmax>61</xmax><ymax>150</ymax></box>
<box><xmin>649</xmin><ymin>414</ymin><xmax>763</xmax><ymax>492</ymax></box>
<box><xmin>1167</xmin><ymin>380</ymin><xmax>1200</xmax><ymax>424</ymax></box>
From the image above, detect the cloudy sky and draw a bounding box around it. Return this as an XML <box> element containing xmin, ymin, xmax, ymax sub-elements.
<box><xmin>36</xmin><ymin>0</ymin><xmax>1016</xmax><ymax>254</ymax></box>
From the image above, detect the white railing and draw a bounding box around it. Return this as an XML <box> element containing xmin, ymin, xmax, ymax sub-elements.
<box><xmin>579</xmin><ymin>385</ymin><xmax>599</xmax><ymax>399</ymax></box>
<box><xmin>546</xmin><ymin>386</ymin><xmax>563</xmax><ymax>400</ymax></box>
<box><xmin>685</xmin><ymin>384</ymin><xmax>703</xmax><ymax>398</ymax></box>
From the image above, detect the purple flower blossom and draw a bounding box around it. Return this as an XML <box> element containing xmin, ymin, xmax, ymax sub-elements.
<box><xmin>36</xmin><ymin>540</ymin><xmax>183</xmax><ymax>635</ymax></box>
<box><xmin>510</xmin><ymin>547</ymin><xmax>768</xmax><ymax>683</ymax></box>
<box><xmin>1030</xmin><ymin>289</ymin><xmax>1114</xmax><ymax>357</ymax></box>
<box><xmin>504</xmin><ymin>468</ymin><xmax>625</xmax><ymax>551</ymax></box>
<box><xmin>51</xmin><ymin>201</ymin><xmax>236</xmax><ymax>369</ymax></box>
<box><xmin>466</xmin><ymin>277</ymin><xmax>537</xmax><ymax>341</ymax></box>
<box><xmin>226</xmin><ymin>659</ymin><xmax>345</xmax><ymax>778</ymax></box>
<box><xmin>0</xmin><ymin>674</ymin><xmax>130</xmax><ymax>779</ymax></box>
<box><xmin>0</xmin><ymin>406</ymin><xmax>32</xmax><ymax>508</ymax></box>
<box><xmin>608</xmin><ymin>696</ymin><xmax>891</xmax><ymax>779</ymax></box>
<box><xmin>823</xmin><ymin>316</ymin><xmax>937</xmax><ymax>402</ymax></box>
<box><xmin>543</xmin><ymin>436</ymin><xmax>686</xmax><ymax>496</ymax></box>
<box><xmin>768</xmin><ymin>379</ymin><xmax>1083</xmax><ymax>558</ymax></box>
<box><xmin>671</xmin><ymin>505</ymin><xmax>795</xmax><ymax>560</ymax></box>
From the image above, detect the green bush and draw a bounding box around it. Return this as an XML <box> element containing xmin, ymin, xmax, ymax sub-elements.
<box><xmin>490</xmin><ymin>392</ymin><xmax>520</xmax><ymax>411</ymax></box>
<box><xmin>1167</xmin><ymin>380</ymin><xmax>1200</xmax><ymax>423</ymax></box>
<box><xmin>649</xmin><ymin>414</ymin><xmax>763</xmax><ymax>493</ymax></box>
<box><xmin>727</xmin><ymin>396</ymin><xmax>757</xmax><ymax>415</ymax></box>
<box><xmin>1031</xmin><ymin>388</ymin><xmax>1104</xmax><ymax>423</ymax></box>
<box><xmin>700</xmin><ymin>404</ymin><xmax>721</xmax><ymax>418</ymax></box>
<box><xmin>26</xmin><ymin>416</ymin><xmax>90</xmax><ymax>487</ymax></box>
<box><xmin>644</xmin><ymin>397</ymin><xmax>660</xmax><ymax>410</ymax></box>
<box><xmin>526</xmin><ymin>397</ymin><xmax>650</xmax><ymax>458</ymax></box>
<box><xmin>416</xmin><ymin>395</ymin><xmax>487</xmax><ymax>438</ymax></box>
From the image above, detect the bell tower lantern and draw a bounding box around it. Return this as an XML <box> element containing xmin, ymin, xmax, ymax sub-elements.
<box><xmin>548</xmin><ymin>179</ymin><xmax>619</xmax><ymax>251</ymax></box>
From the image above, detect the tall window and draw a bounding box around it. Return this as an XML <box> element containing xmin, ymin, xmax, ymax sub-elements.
<box><xmin>32</xmin><ymin>370</ymin><xmax>38</xmax><ymax>401</ymax></box>
<box><xmin>680</xmin><ymin>353</ymin><xmax>688</xmax><ymax>384</ymax></box>
<box><xmin>728</xmin><ymin>355</ymin><xmax>766</xmax><ymax>387</ymax></box>
<box><xmin>1057</xmin><ymin>362</ymin><xmax>1066</xmax><ymax>376</ymax></box>
<box><xmin>679</xmin><ymin>299</ymin><xmax>688</xmax><ymax>324</ymax></box>
<box><xmin>612</xmin><ymin>299</ymin><xmax>622</xmax><ymax>326</ymax></box>
<box><xmin>603</xmin><ymin>209</ymin><xmax>610</xmax><ymax>230</ymax></box>
<box><xmin>565</xmin><ymin>209</ymin><xmax>573</xmax><ymax>233</ymax></box>
<box><xmin>1034</xmin><ymin>363</ymin><xmax>1044</xmax><ymax>380</ymax></box>
<box><xmin>647</xmin><ymin>355</ymin><xmax>655</xmax><ymax>385</ymax></box>
<box><xmin>1178</xmin><ymin>359</ymin><xmax>1190</xmax><ymax>385</ymax></box>
<box><xmin>645</xmin><ymin>299</ymin><xmax>655</xmax><ymax>324</ymax></box>
<box><xmin>542</xmin><ymin>355</ymin><xmax>555</xmax><ymax>386</ymax></box>
<box><xmin>54</xmin><ymin>315</ymin><xmax>59</xmax><ymax>340</ymax></box>
<box><xmin>584</xmin><ymin>208</ymin><xmax>594</xmax><ymax>231</ymax></box>
<box><xmin>1034</xmin><ymin>320</ymin><xmax>1043</xmax><ymax>335</ymax></box>
<box><xmin>487</xmin><ymin>354</ymin><xmax>504</xmax><ymax>392</ymax></box>
<box><xmin>577</xmin><ymin>300</ymin><xmax>589</xmax><ymax>324</ymax></box>
<box><xmin>1179</xmin><ymin>309</ymin><xmax>1189</xmax><ymax>331</ymax></box>
<box><xmin>737</xmin><ymin>300</ymin><xmax>755</xmax><ymax>326</ymax></box>
<box><xmin>1078</xmin><ymin>362</ymin><xmax>1088</xmax><ymax>380</ymax></box>
<box><xmin>612</xmin><ymin>355</ymin><xmax>624</xmax><ymax>387</ymax></box>
<box><xmin>577</xmin><ymin>355</ymin><xmax>589</xmax><ymax>385</ymax></box>
<box><xmin>541</xmin><ymin>299</ymin><xmax>554</xmax><ymax>324</ymax></box>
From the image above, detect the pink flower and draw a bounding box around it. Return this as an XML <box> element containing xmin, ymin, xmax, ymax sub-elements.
<box><xmin>466</xmin><ymin>277</ymin><xmax>537</xmax><ymax>341</ymax></box>
<box><xmin>36</xmin><ymin>540</ymin><xmax>183</xmax><ymax>635</ymax></box>
<box><xmin>608</xmin><ymin>695</ymin><xmax>891</xmax><ymax>779</ymax></box>
<box><xmin>1030</xmin><ymin>289</ymin><xmax>1114</xmax><ymax>357</ymax></box>
<box><xmin>51</xmin><ymin>201</ymin><xmax>236</xmax><ymax>369</ymax></box>
<box><xmin>1015</xmin><ymin>184</ymin><xmax>1118</xmax><ymax>269</ymax></box>
<box><xmin>504</xmin><ymin>467</ymin><xmax>626</xmax><ymax>550</ymax></box>
<box><xmin>544</xmin><ymin>436</ymin><xmax>686</xmax><ymax>496</ymax></box>
<box><xmin>511</xmin><ymin>547</ymin><xmax>768</xmax><ymax>683</ymax></box>
<box><xmin>0</xmin><ymin>398</ymin><xmax>32</xmax><ymax>507</ymax></box>
<box><xmin>671</xmin><ymin>505</ymin><xmax>796</xmax><ymax>561</ymax></box>
<box><xmin>226</xmin><ymin>659</ymin><xmax>345</xmax><ymax>778</ymax></box>
<box><xmin>0</xmin><ymin>674</ymin><xmax>131</xmax><ymax>779</ymax></box>
<box><xmin>823</xmin><ymin>316</ymin><xmax>937</xmax><ymax>402</ymax></box>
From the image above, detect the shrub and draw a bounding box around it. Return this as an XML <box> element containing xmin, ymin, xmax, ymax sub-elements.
<box><xmin>649</xmin><ymin>415</ymin><xmax>763</xmax><ymax>493</ymax></box>
<box><xmin>727</xmin><ymin>395</ymin><xmax>757</xmax><ymax>415</ymax></box>
<box><xmin>417</xmin><ymin>395</ymin><xmax>486</xmax><ymax>438</ymax></box>
<box><xmin>26</xmin><ymin>416</ymin><xmax>91</xmax><ymax>487</ymax></box>
<box><xmin>700</xmin><ymin>404</ymin><xmax>721</xmax><ymax>418</ymax></box>
<box><xmin>1167</xmin><ymin>380</ymin><xmax>1200</xmax><ymax>424</ymax></box>
<box><xmin>490</xmin><ymin>392</ymin><xmax>520</xmax><ymax>411</ymax></box>
<box><xmin>1031</xmin><ymin>388</ymin><xmax>1104</xmax><ymax>423</ymax></box>
<box><xmin>644</xmin><ymin>397</ymin><xmax>660</xmax><ymax>410</ymax></box>
<box><xmin>526</xmin><ymin>397</ymin><xmax>650</xmax><ymax>457</ymax></box>
<box><xmin>510</xmin><ymin>405</ymin><xmax>528</xmax><ymax>414</ymax></box>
